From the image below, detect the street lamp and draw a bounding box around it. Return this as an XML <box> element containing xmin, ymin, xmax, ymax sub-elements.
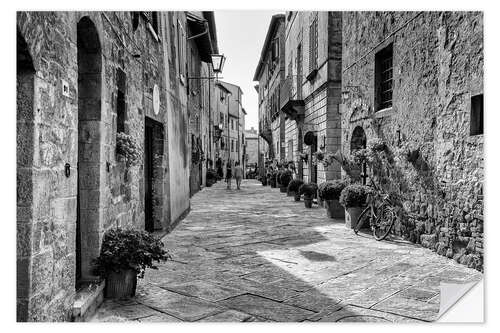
<box><xmin>211</xmin><ymin>54</ymin><xmax>226</xmax><ymax>74</ymax></box>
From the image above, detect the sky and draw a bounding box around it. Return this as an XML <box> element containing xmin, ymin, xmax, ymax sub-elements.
<box><xmin>214</xmin><ymin>10</ymin><xmax>281</xmax><ymax>131</ymax></box>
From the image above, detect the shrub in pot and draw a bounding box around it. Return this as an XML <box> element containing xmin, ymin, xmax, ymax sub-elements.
<box><xmin>279</xmin><ymin>170</ymin><xmax>293</xmax><ymax>194</ymax></box>
<box><xmin>269</xmin><ymin>171</ymin><xmax>277</xmax><ymax>188</ymax></box>
<box><xmin>317</xmin><ymin>182</ymin><xmax>327</xmax><ymax>207</ymax></box>
<box><xmin>287</xmin><ymin>179</ymin><xmax>304</xmax><ymax>201</ymax></box>
<box><xmin>94</xmin><ymin>228</ymin><xmax>171</xmax><ymax>299</ymax></box>
<box><xmin>339</xmin><ymin>184</ymin><xmax>369</xmax><ymax>229</ymax></box>
<box><xmin>299</xmin><ymin>183</ymin><xmax>318</xmax><ymax>208</ymax></box>
<box><xmin>319</xmin><ymin>180</ymin><xmax>347</xmax><ymax>219</ymax></box>
<box><xmin>206</xmin><ymin>169</ymin><xmax>218</xmax><ymax>187</ymax></box>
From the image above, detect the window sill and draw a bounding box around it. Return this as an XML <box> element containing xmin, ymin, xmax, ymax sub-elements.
<box><xmin>374</xmin><ymin>107</ymin><xmax>394</xmax><ymax>118</ymax></box>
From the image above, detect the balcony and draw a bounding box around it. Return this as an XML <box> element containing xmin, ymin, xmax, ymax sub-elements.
<box><xmin>280</xmin><ymin>75</ymin><xmax>305</xmax><ymax>121</ymax></box>
<box><xmin>258</xmin><ymin>117</ymin><xmax>272</xmax><ymax>144</ymax></box>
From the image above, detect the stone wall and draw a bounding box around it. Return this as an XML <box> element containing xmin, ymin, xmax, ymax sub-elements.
<box><xmin>163</xmin><ymin>12</ymin><xmax>191</xmax><ymax>225</ymax></box>
<box><xmin>16</xmin><ymin>11</ymin><xmax>179</xmax><ymax>321</ymax></box>
<box><xmin>341</xmin><ymin>11</ymin><xmax>483</xmax><ymax>271</ymax></box>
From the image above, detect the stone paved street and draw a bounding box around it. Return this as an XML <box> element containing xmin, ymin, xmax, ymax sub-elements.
<box><xmin>92</xmin><ymin>180</ymin><xmax>482</xmax><ymax>323</ymax></box>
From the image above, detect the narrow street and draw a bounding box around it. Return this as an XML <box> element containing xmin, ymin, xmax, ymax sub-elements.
<box><xmin>92</xmin><ymin>180</ymin><xmax>482</xmax><ymax>323</ymax></box>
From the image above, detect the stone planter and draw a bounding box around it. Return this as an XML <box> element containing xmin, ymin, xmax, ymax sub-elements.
<box><xmin>279</xmin><ymin>186</ymin><xmax>287</xmax><ymax>193</ymax></box>
<box><xmin>294</xmin><ymin>193</ymin><xmax>301</xmax><ymax>201</ymax></box>
<box><xmin>105</xmin><ymin>269</ymin><xmax>137</xmax><ymax>299</ymax></box>
<box><xmin>325</xmin><ymin>199</ymin><xmax>345</xmax><ymax>219</ymax></box>
<box><xmin>304</xmin><ymin>195</ymin><xmax>313</xmax><ymax>208</ymax></box>
<box><xmin>345</xmin><ymin>207</ymin><xmax>363</xmax><ymax>229</ymax></box>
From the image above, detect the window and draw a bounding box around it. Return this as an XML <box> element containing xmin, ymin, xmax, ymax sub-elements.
<box><xmin>375</xmin><ymin>43</ymin><xmax>393</xmax><ymax>111</ymax></box>
<box><xmin>231</xmin><ymin>140</ymin><xmax>234</xmax><ymax>152</ymax></box>
<box><xmin>131</xmin><ymin>12</ymin><xmax>139</xmax><ymax>31</ymax></box>
<box><xmin>177</xmin><ymin>20</ymin><xmax>186</xmax><ymax>83</ymax></box>
<box><xmin>470</xmin><ymin>94</ymin><xmax>484</xmax><ymax>136</ymax></box>
<box><xmin>151</xmin><ymin>12</ymin><xmax>159</xmax><ymax>35</ymax></box>
<box><xmin>116</xmin><ymin>69</ymin><xmax>126</xmax><ymax>134</ymax></box>
<box><xmin>308</xmin><ymin>16</ymin><xmax>318</xmax><ymax>73</ymax></box>
<box><xmin>272</xmin><ymin>38</ymin><xmax>279</xmax><ymax>61</ymax></box>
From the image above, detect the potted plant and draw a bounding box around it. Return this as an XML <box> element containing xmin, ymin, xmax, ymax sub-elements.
<box><xmin>317</xmin><ymin>182</ymin><xmax>327</xmax><ymax>207</ymax></box>
<box><xmin>299</xmin><ymin>183</ymin><xmax>318</xmax><ymax>208</ymax></box>
<box><xmin>339</xmin><ymin>184</ymin><xmax>369</xmax><ymax>229</ymax></box>
<box><xmin>269</xmin><ymin>171</ymin><xmax>277</xmax><ymax>188</ymax></box>
<box><xmin>276</xmin><ymin>170</ymin><xmax>283</xmax><ymax>189</ymax></box>
<box><xmin>279</xmin><ymin>170</ymin><xmax>293</xmax><ymax>194</ymax></box>
<box><xmin>206</xmin><ymin>169</ymin><xmax>218</xmax><ymax>187</ymax></box>
<box><xmin>93</xmin><ymin>228</ymin><xmax>171</xmax><ymax>299</ymax></box>
<box><xmin>287</xmin><ymin>179</ymin><xmax>304</xmax><ymax>201</ymax></box>
<box><xmin>319</xmin><ymin>180</ymin><xmax>347</xmax><ymax>218</ymax></box>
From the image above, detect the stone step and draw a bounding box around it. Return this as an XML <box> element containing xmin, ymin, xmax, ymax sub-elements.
<box><xmin>72</xmin><ymin>281</ymin><xmax>105</xmax><ymax>322</ymax></box>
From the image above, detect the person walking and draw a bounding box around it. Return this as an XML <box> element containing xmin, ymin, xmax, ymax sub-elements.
<box><xmin>225</xmin><ymin>160</ymin><xmax>233</xmax><ymax>189</ymax></box>
<box><xmin>234</xmin><ymin>161</ymin><xmax>244</xmax><ymax>190</ymax></box>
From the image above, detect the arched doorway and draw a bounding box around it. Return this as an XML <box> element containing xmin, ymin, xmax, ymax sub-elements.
<box><xmin>304</xmin><ymin>131</ymin><xmax>317</xmax><ymax>183</ymax></box>
<box><xmin>350</xmin><ymin>126</ymin><xmax>367</xmax><ymax>184</ymax></box>
<box><xmin>76</xmin><ymin>17</ymin><xmax>102</xmax><ymax>286</ymax></box>
<box><xmin>17</xmin><ymin>28</ymin><xmax>35</xmax><ymax>322</ymax></box>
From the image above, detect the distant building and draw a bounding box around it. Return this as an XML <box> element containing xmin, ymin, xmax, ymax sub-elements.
<box><xmin>244</xmin><ymin>127</ymin><xmax>259</xmax><ymax>167</ymax></box>
<box><xmin>253</xmin><ymin>14</ymin><xmax>286</xmax><ymax>178</ymax></box>
<box><xmin>281</xmin><ymin>11</ymin><xmax>343</xmax><ymax>183</ymax></box>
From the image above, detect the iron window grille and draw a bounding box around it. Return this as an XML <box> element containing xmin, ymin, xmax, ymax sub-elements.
<box><xmin>375</xmin><ymin>44</ymin><xmax>393</xmax><ymax>111</ymax></box>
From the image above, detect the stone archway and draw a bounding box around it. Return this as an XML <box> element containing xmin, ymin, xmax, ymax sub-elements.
<box><xmin>350</xmin><ymin>126</ymin><xmax>367</xmax><ymax>184</ymax></box>
<box><xmin>16</xmin><ymin>28</ymin><xmax>35</xmax><ymax>322</ymax></box>
<box><xmin>76</xmin><ymin>16</ymin><xmax>102</xmax><ymax>285</ymax></box>
<box><xmin>350</xmin><ymin>126</ymin><xmax>367</xmax><ymax>151</ymax></box>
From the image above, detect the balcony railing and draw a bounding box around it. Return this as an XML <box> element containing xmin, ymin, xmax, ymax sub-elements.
<box><xmin>280</xmin><ymin>75</ymin><xmax>305</xmax><ymax>121</ymax></box>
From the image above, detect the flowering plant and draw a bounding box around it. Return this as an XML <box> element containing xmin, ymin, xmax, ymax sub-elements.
<box><xmin>116</xmin><ymin>132</ymin><xmax>142</xmax><ymax>167</ymax></box>
<box><xmin>367</xmin><ymin>138</ymin><xmax>386</xmax><ymax>152</ymax></box>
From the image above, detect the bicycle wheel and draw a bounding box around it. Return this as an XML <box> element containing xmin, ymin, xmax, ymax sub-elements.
<box><xmin>354</xmin><ymin>206</ymin><xmax>372</xmax><ymax>234</ymax></box>
<box><xmin>372</xmin><ymin>203</ymin><xmax>396</xmax><ymax>241</ymax></box>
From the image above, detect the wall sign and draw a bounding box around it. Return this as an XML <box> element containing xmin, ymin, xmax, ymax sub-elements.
<box><xmin>153</xmin><ymin>84</ymin><xmax>160</xmax><ymax>115</ymax></box>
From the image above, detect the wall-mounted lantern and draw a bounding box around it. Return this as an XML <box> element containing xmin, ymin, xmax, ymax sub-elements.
<box><xmin>211</xmin><ymin>54</ymin><xmax>226</xmax><ymax>74</ymax></box>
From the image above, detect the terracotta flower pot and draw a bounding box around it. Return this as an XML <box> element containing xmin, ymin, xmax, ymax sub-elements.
<box><xmin>345</xmin><ymin>207</ymin><xmax>363</xmax><ymax>229</ymax></box>
<box><xmin>304</xmin><ymin>195</ymin><xmax>313</xmax><ymax>208</ymax></box>
<box><xmin>325</xmin><ymin>199</ymin><xmax>345</xmax><ymax>219</ymax></box>
<box><xmin>105</xmin><ymin>269</ymin><xmax>137</xmax><ymax>299</ymax></box>
<box><xmin>294</xmin><ymin>193</ymin><xmax>301</xmax><ymax>201</ymax></box>
<box><xmin>280</xmin><ymin>186</ymin><xmax>287</xmax><ymax>193</ymax></box>
<box><xmin>287</xmin><ymin>190</ymin><xmax>294</xmax><ymax>197</ymax></box>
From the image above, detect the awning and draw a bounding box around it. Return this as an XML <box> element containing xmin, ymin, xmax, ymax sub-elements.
<box><xmin>186</xmin><ymin>12</ymin><xmax>213</xmax><ymax>63</ymax></box>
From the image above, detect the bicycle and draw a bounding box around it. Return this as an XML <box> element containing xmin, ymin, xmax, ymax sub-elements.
<box><xmin>353</xmin><ymin>178</ymin><xmax>398</xmax><ymax>241</ymax></box>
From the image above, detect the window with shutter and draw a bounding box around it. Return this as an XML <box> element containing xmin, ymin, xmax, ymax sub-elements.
<box><xmin>308</xmin><ymin>16</ymin><xmax>318</xmax><ymax>73</ymax></box>
<box><xmin>177</xmin><ymin>20</ymin><xmax>186</xmax><ymax>84</ymax></box>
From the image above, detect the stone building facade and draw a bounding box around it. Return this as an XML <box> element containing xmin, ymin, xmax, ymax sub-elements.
<box><xmin>254</xmin><ymin>14</ymin><xmax>286</xmax><ymax>177</ymax></box>
<box><xmin>185</xmin><ymin>12</ymin><xmax>219</xmax><ymax>197</ymax></box>
<box><xmin>244</xmin><ymin>127</ymin><xmax>259</xmax><ymax>167</ymax></box>
<box><xmin>341</xmin><ymin>12</ymin><xmax>483</xmax><ymax>270</ymax></box>
<box><xmin>280</xmin><ymin>11</ymin><xmax>343</xmax><ymax>183</ymax></box>
<box><xmin>218</xmin><ymin>81</ymin><xmax>246</xmax><ymax>171</ymax></box>
<box><xmin>17</xmin><ymin>11</ymin><xmax>220</xmax><ymax>321</ymax></box>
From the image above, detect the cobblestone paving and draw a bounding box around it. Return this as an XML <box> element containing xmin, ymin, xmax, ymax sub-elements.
<box><xmin>92</xmin><ymin>180</ymin><xmax>482</xmax><ymax>322</ymax></box>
